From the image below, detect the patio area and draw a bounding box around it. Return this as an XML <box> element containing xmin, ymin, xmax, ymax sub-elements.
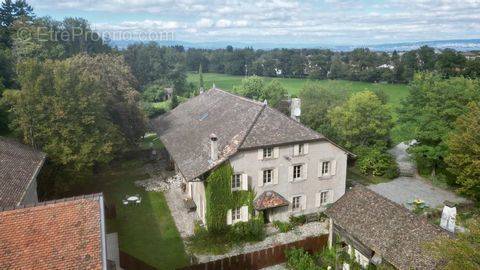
<box><xmin>368</xmin><ymin>177</ymin><xmax>469</xmax><ymax>209</ymax></box>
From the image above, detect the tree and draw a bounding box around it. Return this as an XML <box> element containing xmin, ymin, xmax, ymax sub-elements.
<box><xmin>445</xmin><ymin>102</ymin><xmax>480</xmax><ymax>200</ymax></box>
<box><xmin>299</xmin><ymin>83</ymin><xmax>347</xmax><ymax>139</ymax></box>
<box><xmin>199</xmin><ymin>64</ymin><xmax>204</xmax><ymax>89</ymax></box>
<box><xmin>233</xmin><ymin>76</ymin><xmax>265</xmax><ymax>100</ymax></box>
<box><xmin>261</xmin><ymin>80</ymin><xmax>287</xmax><ymax>108</ymax></box>
<box><xmin>4</xmin><ymin>54</ymin><xmax>145</xmax><ymax>171</ymax></box>
<box><xmin>329</xmin><ymin>91</ymin><xmax>393</xmax><ymax>149</ymax></box>
<box><xmin>436</xmin><ymin>49</ymin><xmax>467</xmax><ymax>77</ymax></box>
<box><xmin>0</xmin><ymin>0</ymin><xmax>34</xmax><ymax>48</ymax></box>
<box><xmin>427</xmin><ymin>217</ymin><xmax>480</xmax><ymax>270</ymax></box>
<box><xmin>398</xmin><ymin>73</ymin><xmax>480</xmax><ymax>176</ymax></box>
<box><xmin>142</xmin><ymin>84</ymin><xmax>165</xmax><ymax>103</ymax></box>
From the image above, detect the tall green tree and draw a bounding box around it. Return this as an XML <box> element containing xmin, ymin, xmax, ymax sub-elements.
<box><xmin>199</xmin><ymin>63</ymin><xmax>204</xmax><ymax>89</ymax></box>
<box><xmin>398</xmin><ymin>73</ymin><xmax>480</xmax><ymax>176</ymax></box>
<box><xmin>299</xmin><ymin>83</ymin><xmax>347</xmax><ymax>139</ymax></box>
<box><xmin>260</xmin><ymin>80</ymin><xmax>288</xmax><ymax>108</ymax></box>
<box><xmin>233</xmin><ymin>76</ymin><xmax>265</xmax><ymax>100</ymax></box>
<box><xmin>4</xmin><ymin>54</ymin><xmax>145</xmax><ymax>171</ymax></box>
<box><xmin>0</xmin><ymin>0</ymin><xmax>34</xmax><ymax>48</ymax></box>
<box><xmin>445</xmin><ymin>102</ymin><xmax>480</xmax><ymax>200</ymax></box>
<box><xmin>329</xmin><ymin>91</ymin><xmax>393</xmax><ymax>149</ymax></box>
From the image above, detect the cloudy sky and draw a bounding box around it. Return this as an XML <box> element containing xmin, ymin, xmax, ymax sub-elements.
<box><xmin>28</xmin><ymin>0</ymin><xmax>480</xmax><ymax>45</ymax></box>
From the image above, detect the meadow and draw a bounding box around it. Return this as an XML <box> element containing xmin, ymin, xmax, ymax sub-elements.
<box><xmin>187</xmin><ymin>73</ymin><xmax>412</xmax><ymax>143</ymax></box>
<box><xmin>187</xmin><ymin>72</ymin><xmax>409</xmax><ymax>105</ymax></box>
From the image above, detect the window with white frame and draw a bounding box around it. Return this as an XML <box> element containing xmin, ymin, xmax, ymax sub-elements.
<box><xmin>292</xmin><ymin>196</ymin><xmax>302</xmax><ymax>211</ymax></box>
<box><xmin>321</xmin><ymin>161</ymin><xmax>330</xmax><ymax>176</ymax></box>
<box><xmin>263</xmin><ymin>169</ymin><xmax>273</xmax><ymax>184</ymax></box>
<box><xmin>298</xmin><ymin>143</ymin><xmax>305</xmax><ymax>155</ymax></box>
<box><xmin>231</xmin><ymin>207</ymin><xmax>241</xmax><ymax>223</ymax></box>
<box><xmin>293</xmin><ymin>165</ymin><xmax>303</xmax><ymax>180</ymax></box>
<box><xmin>263</xmin><ymin>147</ymin><xmax>273</xmax><ymax>158</ymax></box>
<box><xmin>320</xmin><ymin>190</ymin><xmax>330</xmax><ymax>205</ymax></box>
<box><xmin>232</xmin><ymin>174</ymin><xmax>241</xmax><ymax>190</ymax></box>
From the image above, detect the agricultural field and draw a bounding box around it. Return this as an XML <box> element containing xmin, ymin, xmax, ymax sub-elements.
<box><xmin>187</xmin><ymin>73</ymin><xmax>412</xmax><ymax>143</ymax></box>
<box><xmin>187</xmin><ymin>72</ymin><xmax>409</xmax><ymax>105</ymax></box>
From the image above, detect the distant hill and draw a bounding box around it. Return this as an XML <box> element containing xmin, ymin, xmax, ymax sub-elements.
<box><xmin>110</xmin><ymin>39</ymin><xmax>480</xmax><ymax>52</ymax></box>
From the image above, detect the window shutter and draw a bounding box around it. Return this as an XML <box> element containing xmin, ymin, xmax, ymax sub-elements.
<box><xmin>315</xmin><ymin>192</ymin><xmax>320</xmax><ymax>207</ymax></box>
<box><xmin>329</xmin><ymin>190</ymin><xmax>334</xmax><ymax>203</ymax></box>
<box><xmin>288</xmin><ymin>166</ymin><xmax>293</xmax><ymax>182</ymax></box>
<box><xmin>293</xmin><ymin>145</ymin><xmax>299</xmax><ymax>156</ymax></box>
<box><xmin>301</xmin><ymin>195</ymin><xmax>307</xmax><ymax>210</ymax></box>
<box><xmin>241</xmin><ymin>205</ymin><xmax>249</xmax><ymax>222</ymax></box>
<box><xmin>331</xmin><ymin>160</ymin><xmax>337</xmax><ymax>176</ymax></box>
<box><xmin>258</xmin><ymin>149</ymin><xmax>263</xmax><ymax>160</ymax></box>
<box><xmin>304</xmin><ymin>143</ymin><xmax>309</xmax><ymax>154</ymax></box>
<box><xmin>273</xmin><ymin>168</ymin><xmax>279</xmax><ymax>184</ymax></box>
<box><xmin>227</xmin><ymin>209</ymin><xmax>232</xmax><ymax>225</ymax></box>
<box><xmin>258</xmin><ymin>171</ymin><xmax>264</xmax><ymax>187</ymax></box>
<box><xmin>241</xmin><ymin>174</ymin><xmax>248</xmax><ymax>190</ymax></box>
<box><xmin>303</xmin><ymin>164</ymin><xmax>308</xmax><ymax>180</ymax></box>
<box><xmin>273</xmin><ymin>147</ymin><xmax>279</xmax><ymax>158</ymax></box>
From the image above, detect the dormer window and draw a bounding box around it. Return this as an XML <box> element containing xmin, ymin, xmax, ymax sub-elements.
<box><xmin>263</xmin><ymin>147</ymin><xmax>273</xmax><ymax>159</ymax></box>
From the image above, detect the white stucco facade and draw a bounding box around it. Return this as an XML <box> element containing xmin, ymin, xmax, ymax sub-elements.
<box><xmin>186</xmin><ymin>140</ymin><xmax>348</xmax><ymax>224</ymax></box>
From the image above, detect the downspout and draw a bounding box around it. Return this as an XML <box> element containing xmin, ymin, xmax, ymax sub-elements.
<box><xmin>99</xmin><ymin>195</ymin><xmax>108</xmax><ymax>270</ymax></box>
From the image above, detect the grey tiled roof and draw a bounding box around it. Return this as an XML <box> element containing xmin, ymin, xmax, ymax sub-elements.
<box><xmin>325</xmin><ymin>185</ymin><xmax>450</xmax><ymax>270</ymax></box>
<box><xmin>0</xmin><ymin>137</ymin><xmax>46</xmax><ymax>208</ymax></box>
<box><xmin>153</xmin><ymin>88</ymin><xmax>334</xmax><ymax>181</ymax></box>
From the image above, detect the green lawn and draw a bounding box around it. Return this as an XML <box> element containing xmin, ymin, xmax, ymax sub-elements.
<box><xmin>187</xmin><ymin>72</ymin><xmax>409</xmax><ymax>105</ymax></box>
<box><xmin>188</xmin><ymin>72</ymin><xmax>412</xmax><ymax>144</ymax></box>
<box><xmin>79</xmin><ymin>159</ymin><xmax>189</xmax><ymax>269</ymax></box>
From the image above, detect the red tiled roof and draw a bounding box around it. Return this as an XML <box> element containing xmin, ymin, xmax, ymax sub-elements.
<box><xmin>253</xmin><ymin>191</ymin><xmax>290</xmax><ymax>210</ymax></box>
<box><xmin>0</xmin><ymin>194</ymin><xmax>105</xmax><ymax>270</ymax></box>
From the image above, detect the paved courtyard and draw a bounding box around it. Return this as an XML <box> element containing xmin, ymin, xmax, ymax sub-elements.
<box><xmin>368</xmin><ymin>177</ymin><xmax>468</xmax><ymax>209</ymax></box>
<box><xmin>368</xmin><ymin>142</ymin><xmax>469</xmax><ymax>209</ymax></box>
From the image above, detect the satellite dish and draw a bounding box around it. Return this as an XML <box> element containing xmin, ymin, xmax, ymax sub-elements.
<box><xmin>293</xmin><ymin>108</ymin><xmax>301</xmax><ymax>116</ymax></box>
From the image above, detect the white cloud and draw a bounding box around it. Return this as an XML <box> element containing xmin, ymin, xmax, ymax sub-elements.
<box><xmin>30</xmin><ymin>0</ymin><xmax>480</xmax><ymax>44</ymax></box>
<box><xmin>196</xmin><ymin>18</ymin><xmax>214</xmax><ymax>28</ymax></box>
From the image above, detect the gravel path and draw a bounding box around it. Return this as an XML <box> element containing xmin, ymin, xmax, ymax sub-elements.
<box><xmin>194</xmin><ymin>221</ymin><xmax>329</xmax><ymax>263</ymax></box>
<box><xmin>164</xmin><ymin>186</ymin><xmax>199</xmax><ymax>238</ymax></box>
<box><xmin>369</xmin><ymin>142</ymin><xmax>468</xmax><ymax>209</ymax></box>
<box><xmin>369</xmin><ymin>177</ymin><xmax>468</xmax><ymax>209</ymax></box>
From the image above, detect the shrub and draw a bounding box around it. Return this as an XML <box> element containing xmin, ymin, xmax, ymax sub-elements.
<box><xmin>228</xmin><ymin>218</ymin><xmax>265</xmax><ymax>242</ymax></box>
<box><xmin>141</xmin><ymin>103</ymin><xmax>166</xmax><ymax>118</ymax></box>
<box><xmin>355</xmin><ymin>146</ymin><xmax>399</xmax><ymax>179</ymax></box>
<box><xmin>142</xmin><ymin>84</ymin><xmax>165</xmax><ymax>102</ymax></box>
<box><xmin>289</xmin><ymin>215</ymin><xmax>307</xmax><ymax>226</ymax></box>
<box><xmin>273</xmin><ymin>220</ymin><xmax>295</xmax><ymax>233</ymax></box>
<box><xmin>285</xmin><ymin>248</ymin><xmax>321</xmax><ymax>270</ymax></box>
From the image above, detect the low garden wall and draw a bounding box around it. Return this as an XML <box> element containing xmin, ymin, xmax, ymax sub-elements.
<box><xmin>179</xmin><ymin>234</ymin><xmax>328</xmax><ymax>270</ymax></box>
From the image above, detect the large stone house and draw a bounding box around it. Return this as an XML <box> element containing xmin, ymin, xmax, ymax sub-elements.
<box><xmin>325</xmin><ymin>185</ymin><xmax>450</xmax><ymax>270</ymax></box>
<box><xmin>0</xmin><ymin>137</ymin><xmax>46</xmax><ymax>208</ymax></box>
<box><xmin>153</xmin><ymin>88</ymin><xmax>353</xmax><ymax>224</ymax></box>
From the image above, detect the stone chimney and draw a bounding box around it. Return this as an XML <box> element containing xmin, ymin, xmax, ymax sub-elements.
<box><xmin>209</xmin><ymin>133</ymin><xmax>218</xmax><ymax>161</ymax></box>
<box><xmin>290</xmin><ymin>98</ymin><xmax>301</xmax><ymax>121</ymax></box>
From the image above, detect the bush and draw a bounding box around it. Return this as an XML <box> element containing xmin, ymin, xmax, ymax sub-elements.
<box><xmin>141</xmin><ymin>103</ymin><xmax>166</xmax><ymax>118</ymax></box>
<box><xmin>228</xmin><ymin>218</ymin><xmax>265</xmax><ymax>242</ymax></box>
<box><xmin>142</xmin><ymin>84</ymin><xmax>165</xmax><ymax>102</ymax></box>
<box><xmin>273</xmin><ymin>220</ymin><xmax>295</xmax><ymax>233</ymax></box>
<box><xmin>289</xmin><ymin>215</ymin><xmax>307</xmax><ymax>226</ymax></box>
<box><xmin>355</xmin><ymin>146</ymin><xmax>399</xmax><ymax>179</ymax></box>
<box><xmin>285</xmin><ymin>248</ymin><xmax>321</xmax><ymax>270</ymax></box>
